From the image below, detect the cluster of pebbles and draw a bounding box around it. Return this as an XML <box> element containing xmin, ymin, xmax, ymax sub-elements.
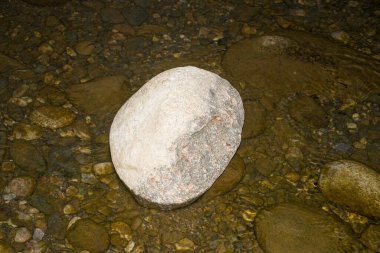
<box><xmin>0</xmin><ymin>0</ymin><xmax>379</xmax><ymax>252</ymax></box>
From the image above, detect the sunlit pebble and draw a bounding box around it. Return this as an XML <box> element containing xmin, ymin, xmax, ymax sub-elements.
<box><xmin>76</xmin><ymin>146</ymin><xmax>92</xmax><ymax>154</ymax></box>
<box><xmin>14</xmin><ymin>227</ymin><xmax>32</xmax><ymax>243</ymax></box>
<box><xmin>347</xmin><ymin>122</ymin><xmax>357</xmax><ymax>129</ymax></box>
<box><xmin>125</xmin><ymin>240</ymin><xmax>135</xmax><ymax>253</ymax></box>
<box><xmin>33</xmin><ymin>228</ymin><xmax>45</xmax><ymax>241</ymax></box>
<box><xmin>63</xmin><ymin>204</ymin><xmax>77</xmax><ymax>215</ymax></box>
<box><xmin>352</xmin><ymin>113</ymin><xmax>360</xmax><ymax>121</ymax></box>
<box><xmin>242</xmin><ymin>209</ymin><xmax>257</xmax><ymax>222</ymax></box>
<box><xmin>9</xmin><ymin>97</ymin><xmax>33</xmax><ymax>107</ymax></box>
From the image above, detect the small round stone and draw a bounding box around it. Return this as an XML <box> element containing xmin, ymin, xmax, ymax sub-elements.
<box><xmin>6</xmin><ymin>176</ymin><xmax>35</xmax><ymax>197</ymax></box>
<box><xmin>175</xmin><ymin>238</ymin><xmax>195</xmax><ymax>252</ymax></box>
<box><xmin>33</xmin><ymin>228</ymin><xmax>45</xmax><ymax>241</ymax></box>
<box><xmin>242</xmin><ymin>209</ymin><xmax>257</xmax><ymax>222</ymax></box>
<box><xmin>75</xmin><ymin>41</ymin><xmax>95</xmax><ymax>56</ymax></box>
<box><xmin>14</xmin><ymin>227</ymin><xmax>32</xmax><ymax>243</ymax></box>
<box><xmin>12</xmin><ymin>123</ymin><xmax>42</xmax><ymax>141</ymax></box>
<box><xmin>66</xmin><ymin>218</ymin><xmax>110</xmax><ymax>253</ymax></box>
<box><xmin>30</xmin><ymin>106</ymin><xmax>75</xmax><ymax>129</ymax></box>
<box><xmin>93</xmin><ymin>162</ymin><xmax>114</xmax><ymax>175</ymax></box>
<box><xmin>63</xmin><ymin>204</ymin><xmax>77</xmax><ymax>215</ymax></box>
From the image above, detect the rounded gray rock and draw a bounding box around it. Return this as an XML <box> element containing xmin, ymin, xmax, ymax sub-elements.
<box><xmin>110</xmin><ymin>66</ymin><xmax>244</xmax><ymax>209</ymax></box>
<box><xmin>319</xmin><ymin>160</ymin><xmax>380</xmax><ymax>218</ymax></box>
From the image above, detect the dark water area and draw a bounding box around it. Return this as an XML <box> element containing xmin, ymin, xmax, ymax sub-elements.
<box><xmin>0</xmin><ymin>0</ymin><xmax>379</xmax><ymax>252</ymax></box>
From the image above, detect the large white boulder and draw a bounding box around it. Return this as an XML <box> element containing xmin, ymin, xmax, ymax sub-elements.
<box><xmin>110</xmin><ymin>66</ymin><xmax>244</xmax><ymax>209</ymax></box>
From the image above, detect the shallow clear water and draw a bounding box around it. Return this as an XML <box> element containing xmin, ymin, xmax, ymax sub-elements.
<box><xmin>0</xmin><ymin>0</ymin><xmax>379</xmax><ymax>252</ymax></box>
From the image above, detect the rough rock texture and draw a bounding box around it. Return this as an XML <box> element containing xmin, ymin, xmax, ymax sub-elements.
<box><xmin>30</xmin><ymin>106</ymin><xmax>75</xmax><ymax>129</ymax></box>
<box><xmin>318</xmin><ymin>160</ymin><xmax>380</xmax><ymax>218</ymax></box>
<box><xmin>200</xmin><ymin>154</ymin><xmax>246</xmax><ymax>202</ymax></box>
<box><xmin>110</xmin><ymin>66</ymin><xmax>244</xmax><ymax>209</ymax></box>
<box><xmin>255</xmin><ymin>203</ymin><xmax>361</xmax><ymax>253</ymax></box>
<box><xmin>6</xmin><ymin>176</ymin><xmax>35</xmax><ymax>198</ymax></box>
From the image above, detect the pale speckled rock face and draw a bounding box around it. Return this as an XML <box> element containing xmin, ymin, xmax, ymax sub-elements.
<box><xmin>110</xmin><ymin>66</ymin><xmax>244</xmax><ymax>209</ymax></box>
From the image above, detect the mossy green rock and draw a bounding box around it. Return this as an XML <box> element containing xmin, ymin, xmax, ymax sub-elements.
<box><xmin>66</xmin><ymin>218</ymin><xmax>110</xmax><ymax>253</ymax></box>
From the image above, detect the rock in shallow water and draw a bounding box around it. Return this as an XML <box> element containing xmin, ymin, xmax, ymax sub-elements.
<box><xmin>200</xmin><ymin>154</ymin><xmax>246</xmax><ymax>202</ymax></box>
<box><xmin>110</xmin><ymin>66</ymin><xmax>244</xmax><ymax>209</ymax></box>
<box><xmin>66</xmin><ymin>75</ymin><xmax>130</xmax><ymax>119</ymax></box>
<box><xmin>360</xmin><ymin>224</ymin><xmax>380</xmax><ymax>252</ymax></box>
<box><xmin>255</xmin><ymin>203</ymin><xmax>361</xmax><ymax>253</ymax></box>
<box><xmin>30</xmin><ymin>106</ymin><xmax>75</xmax><ymax>129</ymax></box>
<box><xmin>66</xmin><ymin>218</ymin><xmax>109</xmax><ymax>253</ymax></box>
<box><xmin>10</xmin><ymin>140</ymin><xmax>46</xmax><ymax>172</ymax></box>
<box><xmin>6</xmin><ymin>176</ymin><xmax>35</xmax><ymax>198</ymax></box>
<box><xmin>318</xmin><ymin>160</ymin><xmax>380</xmax><ymax>218</ymax></box>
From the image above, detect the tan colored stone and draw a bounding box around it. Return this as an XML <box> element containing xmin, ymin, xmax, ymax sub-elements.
<box><xmin>30</xmin><ymin>106</ymin><xmax>75</xmax><ymax>129</ymax></box>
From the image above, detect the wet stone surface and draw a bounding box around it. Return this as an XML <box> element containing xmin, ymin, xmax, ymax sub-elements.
<box><xmin>254</xmin><ymin>203</ymin><xmax>363</xmax><ymax>253</ymax></box>
<box><xmin>0</xmin><ymin>0</ymin><xmax>379</xmax><ymax>252</ymax></box>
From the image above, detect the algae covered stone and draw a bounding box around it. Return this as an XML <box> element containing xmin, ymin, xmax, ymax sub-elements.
<box><xmin>110</xmin><ymin>66</ymin><xmax>244</xmax><ymax>209</ymax></box>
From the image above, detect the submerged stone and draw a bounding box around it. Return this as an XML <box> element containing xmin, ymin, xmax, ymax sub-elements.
<box><xmin>242</xmin><ymin>101</ymin><xmax>267</xmax><ymax>138</ymax></box>
<box><xmin>30</xmin><ymin>106</ymin><xmax>75</xmax><ymax>129</ymax></box>
<box><xmin>9</xmin><ymin>140</ymin><xmax>46</xmax><ymax>172</ymax></box>
<box><xmin>222</xmin><ymin>31</ymin><xmax>380</xmax><ymax>103</ymax></box>
<box><xmin>6</xmin><ymin>176</ymin><xmax>35</xmax><ymax>198</ymax></box>
<box><xmin>123</xmin><ymin>6</ymin><xmax>148</xmax><ymax>26</ymax></box>
<box><xmin>66</xmin><ymin>75</ymin><xmax>130</xmax><ymax>118</ymax></box>
<box><xmin>201</xmin><ymin>154</ymin><xmax>245</xmax><ymax>201</ymax></box>
<box><xmin>66</xmin><ymin>218</ymin><xmax>110</xmax><ymax>253</ymax></box>
<box><xmin>289</xmin><ymin>95</ymin><xmax>328</xmax><ymax>128</ymax></box>
<box><xmin>110</xmin><ymin>66</ymin><xmax>244</xmax><ymax>209</ymax></box>
<box><xmin>12</xmin><ymin>123</ymin><xmax>42</xmax><ymax>141</ymax></box>
<box><xmin>318</xmin><ymin>160</ymin><xmax>380</xmax><ymax>218</ymax></box>
<box><xmin>360</xmin><ymin>224</ymin><xmax>380</xmax><ymax>252</ymax></box>
<box><xmin>255</xmin><ymin>203</ymin><xmax>361</xmax><ymax>253</ymax></box>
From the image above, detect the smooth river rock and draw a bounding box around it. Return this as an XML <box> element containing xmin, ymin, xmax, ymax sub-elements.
<box><xmin>9</xmin><ymin>140</ymin><xmax>46</xmax><ymax>172</ymax></box>
<box><xmin>66</xmin><ymin>218</ymin><xmax>110</xmax><ymax>253</ymax></box>
<box><xmin>110</xmin><ymin>66</ymin><xmax>244</xmax><ymax>209</ymax></box>
<box><xmin>30</xmin><ymin>106</ymin><xmax>75</xmax><ymax>129</ymax></box>
<box><xmin>255</xmin><ymin>203</ymin><xmax>361</xmax><ymax>253</ymax></box>
<box><xmin>66</xmin><ymin>75</ymin><xmax>130</xmax><ymax>119</ymax></box>
<box><xmin>318</xmin><ymin>160</ymin><xmax>380</xmax><ymax>218</ymax></box>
